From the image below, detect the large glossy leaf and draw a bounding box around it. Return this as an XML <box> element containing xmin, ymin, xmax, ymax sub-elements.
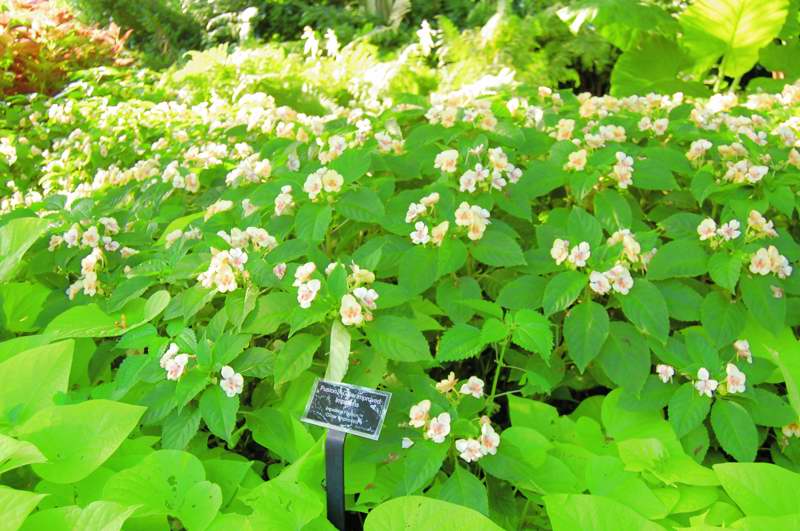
<box><xmin>365</xmin><ymin>496</ymin><xmax>503</xmax><ymax>531</ymax></box>
<box><xmin>0</xmin><ymin>217</ymin><xmax>49</xmax><ymax>282</ymax></box>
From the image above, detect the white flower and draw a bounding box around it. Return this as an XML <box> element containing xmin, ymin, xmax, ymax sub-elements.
<box><xmin>297</xmin><ymin>279</ymin><xmax>321</xmax><ymax>309</ymax></box>
<box><xmin>479</xmin><ymin>423</ymin><xmax>500</xmax><ymax>455</ymax></box>
<box><xmin>725</xmin><ymin>363</ymin><xmax>746</xmax><ymax>394</ymax></box>
<box><xmin>694</xmin><ymin>367</ymin><xmax>718</xmax><ymax>397</ymax></box>
<box><xmin>717</xmin><ymin>220</ymin><xmax>741</xmax><ymax>241</ymax></box>
<box><xmin>434</xmin><ymin>149</ymin><xmax>459</xmax><ymax>173</ymax></box>
<box><xmin>455</xmin><ymin>439</ymin><xmax>483</xmax><ymax>462</ymax></box>
<box><xmin>409</xmin><ymin>399</ymin><xmax>431</xmax><ymax>428</ymax></box>
<box><xmin>410</xmin><ymin>221</ymin><xmax>430</xmax><ymax>245</ymax></box>
<box><xmin>274</xmin><ymin>185</ymin><xmax>295</xmax><ymax>215</ymax></box>
<box><xmin>431</xmin><ymin>221</ymin><xmax>449</xmax><ymax>246</ymax></box>
<box><xmin>303</xmin><ymin>171</ymin><xmax>323</xmax><ymax>200</ymax></box>
<box><xmin>294</xmin><ymin>262</ymin><xmax>317</xmax><ymax>286</ymax></box>
<box><xmin>589</xmin><ymin>271</ymin><xmax>611</xmax><ymax>295</ymax></box>
<box><xmin>551</xmin><ymin>239</ymin><xmax>570</xmax><ymax>265</ymax></box>
<box><xmin>63</xmin><ymin>227</ymin><xmax>80</xmax><ymax>248</ymax></box>
<box><xmin>459</xmin><ymin>170</ymin><xmax>478</xmax><ymax>192</ymax></box>
<box><xmin>652</xmin><ymin>118</ymin><xmax>669</xmax><ymax>136</ymax></box>
<box><xmin>656</xmin><ymin>364</ymin><xmax>675</xmax><ymax>383</ymax></box>
<box><xmin>749</xmin><ymin>248</ymin><xmax>772</xmax><ymax>275</ymax></box>
<box><xmin>220</xmin><ymin>365</ymin><xmax>244</xmax><ymax>397</ymax></box>
<box><xmin>435</xmin><ymin>372</ymin><xmax>457</xmax><ymax>393</ymax></box>
<box><xmin>426</xmin><ymin>413</ymin><xmax>451</xmax><ymax>443</ymax></box>
<box><xmin>405</xmin><ymin>202</ymin><xmax>426</xmax><ymax>223</ymax></box>
<box><xmin>159</xmin><ymin>342</ymin><xmax>180</xmax><ymax>369</ymax></box>
<box><xmin>166</xmin><ymin>353</ymin><xmax>189</xmax><ymax>381</ymax></box>
<box><xmin>339</xmin><ymin>294</ymin><xmax>364</xmax><ymax>326</ymax></box>
<box><xmin>353</xmin><ymin>286</ymin><xmax>379</xmax><ymax>310</ymax></box>
<box><xmin>82</xmin><ymin>226</ymin><xmax>100</xmax><ymax>248</ymax></box>
<box><xmin>229</xmin><ymin>248</ymin><xmax>248</xmax><ymax>270</ymax></box>
<box><xmin>459</xmin><ymin>376</ymin><xmax>484</xmax><ymax>399</ymax></box>
<box><xmin>564</xmin><ymin>149</ymin><xmax>587</xmax><ymax>171</ymax></box>
<box><xmin>782</xmin><ymin>422</ymin><xmax>800</xmax><ymax>438</ymax></box>
<box><xmin>273</xmin><ymin>263</ymin><xmax>287</xmax><ymax>279</ymax></box>
<box><xmin>607</xmin><ymin>264</ymin><xmax>634</xmax><ymax>295</ymax></box>
<box><xmin>321</xmin><ymin>169</ymin><xmax>344</xmax><ymax>193</ymax></box>
<box><xmin>697</xmin><ymin>218</ymin><xmax>717</xmax><ymax>241</ymax></box>
<box><xmin>568</xmin><ymin>241</ymin><xmax>591</xmax><ymax>267</ymax></box>
<box><xmin>734</xmin><ymin>339</ymin><xmax>752</xmax><ymax>363</ymax></box>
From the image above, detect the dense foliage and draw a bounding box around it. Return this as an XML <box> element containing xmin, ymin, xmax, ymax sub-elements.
<box><xmin>2</xmin><ymin>1</ymin><xmax>800</xmax><ymax>530</ymax></box>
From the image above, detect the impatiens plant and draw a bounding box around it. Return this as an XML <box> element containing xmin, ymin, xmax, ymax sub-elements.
<box><xmin>3</xmin><ymin>27</ymin><xmax>800</xmax><ymax>529</ymax></box>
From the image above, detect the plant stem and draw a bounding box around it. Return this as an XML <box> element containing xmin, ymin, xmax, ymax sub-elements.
<box><xmin>487</xmin><ymin>339</ymin><xmax>509</xmax><ymax>407</ymax></box>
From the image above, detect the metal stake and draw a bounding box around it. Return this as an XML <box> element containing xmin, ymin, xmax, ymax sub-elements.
<box><xmin>325</xmin><ymin>429</ymin><xmax>347</xmax><ymax>530</ymax></box>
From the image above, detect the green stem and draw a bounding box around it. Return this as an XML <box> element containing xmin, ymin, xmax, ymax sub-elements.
<box><xmin>487</xmin><ymin>340</ymin><xmax>509</xmax><ymax>407</ymax></box>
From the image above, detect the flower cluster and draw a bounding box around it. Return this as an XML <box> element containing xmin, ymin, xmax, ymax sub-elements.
<box><xmin>550</xmin><ymin>239</ymin><xmax>591</xmax><ymax>268</ymax></box>
<box><xmin>274</xmin><ymin>185</ymin><xmax>295</xmax><ymax>216</ymax></box>
<box><xmin>217</xmin><ymin>226</ymin><xmax>278</xmax><ymax>251</ymax></box>
<box><xmin>454</xmin><ymin>201</ymin><xmax>490</xmax><ymax>241</ymax></box>
<box><xmin>160</xmin><ymin>343</ymin><xmax>191</xmax><ymax>381</ymax></box>
<box><xmin>225</xmin><ymin>154</ymin><xmax>272</xmax><ymax>187</ymax></box>
<box><xmin>197</xmin><ymin>248</ymin><xmax>249</xmax><ymax>292</ymax></box>
<box><xmin>338</xmin><ymin>263</ymin><xmax>379</xmax><ymax>326</ymax></box>
<box><xmin>303</xmin><ymin>167</ymin><xmax>344</xmax><ymax>201</ymax></box>
<box><xmin>408</xmin><ymin>400</ymin><xmax>451</xmax><ymax>443</ymax></box>
<box><xmin>456</xmin><ymin>146</ymin><xmax>522</xmax><ymax>193</ymax></box>
<box><xmin>749</xmin><ymin>245</ymin><xmax>792</xmax><ymax>279</ymax></box>
<box><xmin>294</xmin><ymin>262</ymin><xmax>321</xmax><ymax>308</ymax></box>
<box><xmin>610</xmin><ymin>151</ymin><xmax>634</xmax><ymax>189</ymax></box>
<box><xmin>589</xmin><ymin>265</ymin><xmax>634</xmax><ymax>296</ymax></box>
<box><xmin>697</xmin><ymin>217</ymin><xmax>741</xmax><ymax>244</ymax></box>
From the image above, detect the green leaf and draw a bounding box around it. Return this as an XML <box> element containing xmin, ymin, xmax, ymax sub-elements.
<box><xmin>585</xmin><ymin>456</ymin><xmax>668</xmax><ymax>520</ymax></box>
<box><xmin>0</xmin><ymin>217</ymin><xmax>49</xmax><ymax>282</ymax></box>
<box><xmin>620</xmin><ymin>280</ymin><xmax>669</xmax><ymax>344</ymax></box>
<box><xmin>700</xmin><ymin>292</ymin><xmax>745</xmax><ymax>348</ymax></box>
<box><xmin>365</xmin><ymin>316</ymin><xmax>431</xmax><ymax>362</ymax></box>
<box><xmin>246</xmin><ymin>407</ymin><xmax>314</xmax><ymax>462</ymax></box>
<box><xmin>542</xmin><ymin>271</ymin><xmax>586</xmax><ymax>316</ymax></box>
<box><xmin>647</xmin><ymin>240</ymin><xmax>708</xmax><ymax>281</ymax></box>
<box><xmin>496</xmin><ymin>275</ymin><xmax>546</xmax><ymax>310</ymax></box>
<box><xmin>364</xmin><ymin>496</ymin><xmax>503</xmax><ymax>531</ymax></box>
<box><xmin>20</xmin><ymin>501</ymin><xmax>139</xmax><ymax>531</ymax></box>
<box><xmin>273</xmin><ymin>334</ymin><xmax>321</xmax><ymax>387</ymax></box>
<box><xmin>710</xmin><ymin>400</ymin><xmax>758</xmax><ymax>462</ymax></box>
<box><xmin>103</xmin><ymin>449</ymin><xmax>221</xmax><ymax>529</ymax></box>
<box><xmin>741</xmin><ymin>274</ymin><xmax>785</xmax><ymax>335</ymax></box>
<box><xmin>471</xmin><ymin>231</ymin><xmax>526</xmax><ymax>267</ymax></box>
<box><xmin>325</xmin><ymin>320</ymin><xmax>351</xmax><ymax>382</ymax></box>
<box><xmin>239</xmin><ymin>478</ymin><xmax>323</xmax><ymax>529</ymax></box>
<box><xmin>336</xmin><ymin>188</ymin><xmax>385</xmax><ymax>222</ymax></box>
<box><xmin>742</xmin><ymin>319</ymin><xmax>800</xmax><ymax>419</ymax></box>
<box><xmin>714</xmin><ymin>462</ymin><xmax>800</xmax><ymax>516</ymax></box>
<box><xmin>399</xmin><ymin>245</ymin><xmax>438</xmax><ymax>295</ymax></box>
<box><xmin>0</xmin><ymin>340</ymin><xmax>73</xmax><ymax>425</ymax></box>
<box><xmin>564</xmin><ymin>301</ymin><xmax>610</xmax><ymax>372</ymax></box>
<box><xmin>544</xmin><ymin>493</ymin><xmax>665</xmax><ymax>531</ymax></box>
<box><xmin>597</xmin><ymin>322</ymin><xmax>650</xmax><ymax>397</ymax></box>
<box><xmin>0</xmin><ymin>486</ymin><xmax>45</xmax><ymax>531</ymax></box>
<box><xmin>511</xmin><ymin>309</ymin><xmax>553</xmax><ymax>363</ymax></box>
<box><xmin>593</xmin><ymin>189</ymin><xmax>632</xmax><ymax>232</ymax></box>
<box><xmin>295</xmin><ymin>203</ymin><xmax>332</xmax><ymax>243</ymax></box>
<box><xmin>707</xmin><ymin>253</ymin><xmax>743</xmax><ymax>292</ymax></box>
<box><xmin>567</xmin><ymin>207</ymin><xmax>603</xmax><ymax>248</ymax></box>
<box><xmin>199</xmin><ymin>387</ymin><xmax>238</xmax><ymax>443</ymax></box>
<box><xmin>680</xmin><ymin>0</ymin><xmax>790</xmax><ymax>77</ymax></box>
<box><xmin>437</xmin><ymin>324</ymin><xmax>486</xmax><ymax>362</ymax></box>
<box><xmin>0</xmin><ymin>282</ymin><xmax>50</xmax><ymax>333</ymax></box>
<box><xmin>611</xmin><ymin>36</ymin><xmax>703</xmax><ymax>97</ymax></box>
<box><xmin>668</xmin><ymin>382</ymin><xmax>711</xmax><ymax>438</ymax></box>
<box><xmin>745</xmin><ymin>388</ymin><xmax>795</xmax><ymax>427</ymax></box>
<box><xmin>0</xmin><ymin>434</ymin><xmax>45</xmax><ymax>475</ymax></box>
<box><xmin>439</xmin><ymin>466</ymin><xmax>489</xmax><ymax>516</ymax></box>
<box><xmin>16</xmin><ymin>400</ymin><xmax>145</xmax><ymax>483</ymax></box>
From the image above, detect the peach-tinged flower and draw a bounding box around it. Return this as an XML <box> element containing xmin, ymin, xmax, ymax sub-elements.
<box><xmin>426</xmin><ymin>412</ymin><xmax>451</xmax><ymax>443</ymax></box>
<box><xmin>725</xmin><ymin>363</ymin><xmax>746</xmax><ymax>394</ymax></box>
<box><xmin>454</xmin><ymin>202</ymin><xmax>474</xmax><ymax>227</ymax></box>
<box><xmin>431</xmin><ymin>221</ymin><xmax>449</xmax><ymax>246</ymax></box>
<box><xmin>717</xmin><ymin>220</ymin><xmax>741</xmax><ymax>241</ymax></box>
<box><xmin>568</xmin><ymin>242</ymin><xmax>591</xmax><ymax>267</ymax></box>
<box><xmin>405</xmin><ymin>202</ymin><xmax>426</xmax><ymax>223</ymax></box>
<box><xmin>273</xmin><ymin>262</ymin><xmax>287</xmax><ymax>279</ymax></box>
<box><xmin>697</xmin><ymin>218</ymin><xmax>717</xmax><ymax>241</ymax></box>
<box><xmin>166</xmin><ymin>353</ymin><xmax>189</xmax><ymax>381</ymax></box>
<box><xmin>321</xmin><ymin>169</ymin><xmax>344</xmax><ymax>193</ymax></box>
<box><xmin>340</xmin><ymin>294</ymin><xmax>364</xmax><ymax>326</ymax></box>
<box><xmin>589</xmin><ymin>271</ymin><xmax>611</xmax><ymax>295</ymax></box>
<box><xmin>410</xmin><ymin>221</ymin><xmax>430</xmax><ymax>245</ymax></box>
<box><xmin>479</xmin><ymin>423</ymin><xmax>500</xmax><ymax>455</ymax></box>
<box><xmin>434</xmin><ymin>149</ymin><xmax>459</xmax><ymax>173</ymax></box>
<box><xmin>297</xmin><ymin>279</ymin><xmax>321</xmax><ymax>309</ymax></box>
<box><xmin>409</xmin><ymin>399</ymin><xmax>431</xmax><ymax>428</ymax></box>
<box><xmin>656</xmin><ymin>364</ymin><xmax>674</xmax><ymax>383</ymax></box>
<box><xmin>749</xmin><ymin>248</ymin><xmax>772</xmax><ymax>275</ymax></box>
<box><xmin>734</xmin><ymin>339</ymin><xmax>752</xmax><ymax>363</ymax></box>
<box><xmin>564</xmin><ymin>149</ymin><xmax>587</xmax><ymax>171</ymax></box>
<box><xmin>353</xmin><ymin>286</ymin><xmax>379</xmax><ymax>310</ymax></box>
<box><xmin>294</xmin><ymin>262</ymin><xmax>317</xmax><ymax>286</ymax></box>
<box><xmin>459</xmin><ymin>376</ymin><xmax>484</xmax><ymax>399</ymax></box>
<box><xmin>436</xmin><ymin>372</ymin><xmax>457</xmax><ymax>393</ymax></box>
<box><xmin>782</xmin><ymin>422</ymin><xmax>800</xmax><ymax>438</ymax></box>
<box><xmin>220</xmin><ymin>365</ymin><xmax>244</xmax><ymax>397</ymax></box>
<box><xmin>694</xmin><ymin>367</ymin><xmax>718</xmax><ymax>397</ymax></box>
<box><xmin>455</xmin><ymin>438</ymin><xmax>483</xmax><ymax>462</ymax></box>
<box><xmin>551</xmin><ymin>239</ymin><xmax>570</xmax><ymax>265</ymax></box>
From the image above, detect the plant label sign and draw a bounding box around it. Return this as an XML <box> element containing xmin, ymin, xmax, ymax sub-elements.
<box><xmin>301</xmin><ymin>379</ymin><xmax>391</xmax><ymax>440</ymax></box>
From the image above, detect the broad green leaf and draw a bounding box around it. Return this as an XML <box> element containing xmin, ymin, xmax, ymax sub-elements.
<box><xmin>611</xmin><ymin>36</ymin><xmax>704</xmax><ymax>96</ymax></box>
<box><xmin>0</xmin><ymin>217</ymin><xmax>49</xmax><ymax>282</ymax></box>
<box><xmin>700</xmin><ymin>292</ymin><xmax>745</xmax><ymax>348</ymax></box>
<box><xmin>496</xmin><ymin>275</ymin><xmax>546</xmax><ymax>310</ymax></box>
<box><xmin>20</xmin><ymin>501</ymin><xmax>138</xmax><ymax>531</ymax></box>
<box><xmin>240</xmin><ymin>478</ymin><xmax>323</xmax><ymax>529</ymax></box>
<box><xmin>16</xmin><ymin>400</ymin><xmax>145</xmax><ymax>483</ymax></box>
<box><xmin>399</xmin><ymin>245</ymin><xmax>437</xmax><ymax>295</ymax></box>
<box><xmin>439</xmin><ymin>466</ymin><xmax>489</xmax><ymax>516</ymax></box>
<box><xmin>246</xmin><ymin>407</ymin><xmax>315</xmax><ymax>463</ymax></box>
<box><xmin>294</xmin><ymin>203</ymin><xmax>332</xmax><ymax>243</ymax></box>
<box><xmin>103</xmin><ymin>449</ymin><xmax>221</xmax><ymax>529</ymax></box>
<box><xmin>647</xmin><ymin>240</ymin><xmax>708</xmax><ymax>281</ymax></box>
<box><xmin>156</xmin><ymin>212</ymin><xmax>204</xmax><ymax>244</ymax></box>
<box><xmin>0</xmin><ymin>340</ymin><xmax>73</xmax><ymax>425</ymax></box>
<box><xmin>586</xmin><ymin>456</ymin><xmax>668</xmax><ymax>520</ymax></box>
<box><xmin>325</xmin><ymin>320</ymin><xmax>351</xmax><ymax>382</ymax></box>
<box><xmin>668</xmin><ymin>382</ymin><xmax>711</xmax><ymax>438</ymax></box>
<box><xmin>364</xmin><ymin>496</ymin><xmax>503</xmax><ymax>531</ymax></box>
<box><xmin>740</xmin><ymin>274</ymin><xmax>785</xmax><ymax>335</ymax></box>
<box><xmin>714</xmin><ymin>462</ymin><xmax>800</xmax><ymax>516</ymax></box>
<box><xmin>707</xmin><ymin>253</ymin><xmax>742</xmax><ymax>292</ymax></box>
<box><xmin>620</xmin><ymin>279</ymin><xmax>669</xmax><ymax>344</ymax></box>
<box><xmin>564</xmin><ymin>301</ymin><xmax>609</xmax><ymax>372</ymax></box>
<box><xmin>680</xmin><ymin>0</ymin><xmax>790</xmax><ymax>77</ymax></box>
<box><xmin>199</xmin><ymin>387</ymin><xmax>238</xmax><ymax>443</ymax></box>
<box><xmin>471</xmin><ymin>231</ymin><xmax>526</xmax><ymax>267</ymax></box>
<box><xmin>544</xmin><ymin>493</ymin><xmax>665</xmax><ymax>531</ymax></box>
<box><xmin>593</xmin><ymin>189</ymin><xmax>632</xmax><ymax>231</ymax></box>
<box><xmin>597</xmin><ymin>322</ymin><xmax>650</xmax><ymax>397</ymax></box>
<box><xmin>0</xmin><ymin>486</ymin><xmax>45</xmax><ymax>531</ymax></box>
<box><xmin>744</xmin><ymin>388</ymin><xmax>795</xmax><ymax>427</ymax></box>
<box><xmin>335</xmin><ymin>188</ymin><xmax>385</xmax><ymax>222</ymax></box>
<box><xmin>511</xmin><ymin>309</ymin><xmax>553</xmax><ymax>363</ymax></box>
<box><xmin>567</xmin><ymin>207</ymin><xmax>603</xmax><ymax>248</ymax></box>
<box><xmin>365</xmin><ymin>316</ymin><xmax>431</xmax><ymax>362</ymax></box>
<box><xmin>542</xmin><ymin>271</ymin><xmax>586</xmax><ymax>316</ymax></box>
<box><xmin>273</xmin><ymin>333</ymin><xmax>321</xmax><ymax>387</ymax></box>
<box><xmin>0</xmin><ymin>282</ymin><xmax>50</xmax><ymax>333</ymax></box>
<box><xmin>0</xmin><ymin>434</ymin><xmax>45</xmax><ymax>475</ymax></box>
<box><xmin>437</xmin><ymin>324</ymin><xmax>486</xmax><ymax>362</ymax></box>
<box><xmin>710</xmin><ymin>400</ymin><xmax>758</xmax><ymax>462</ymax></box>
